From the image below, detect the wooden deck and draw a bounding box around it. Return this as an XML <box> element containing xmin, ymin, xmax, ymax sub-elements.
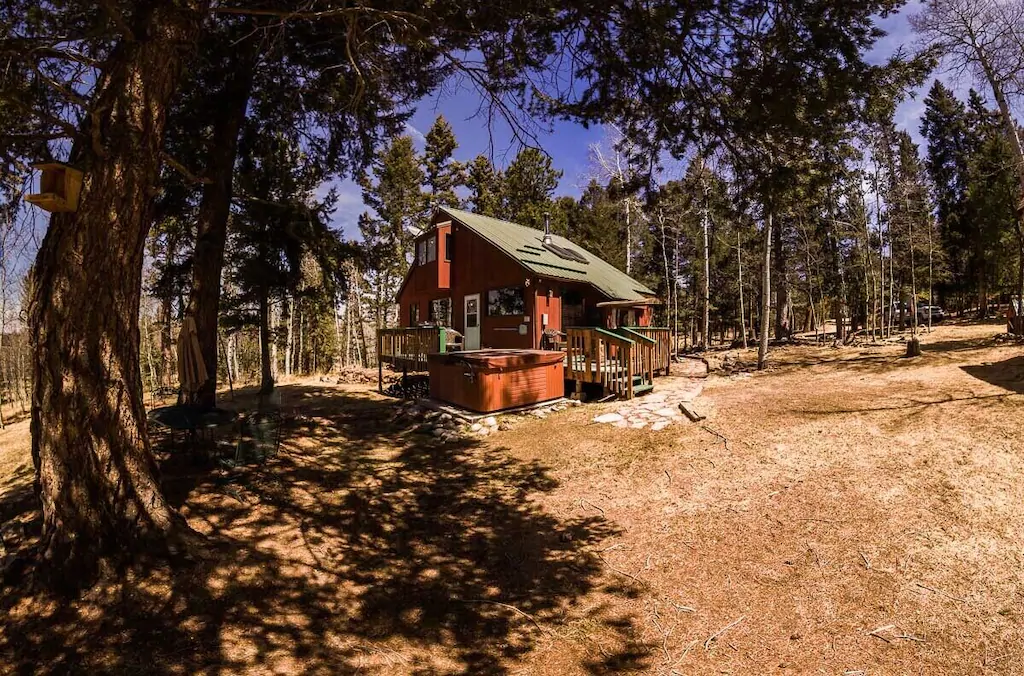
<box><xmin>377</xmin><ymin>324</ymin><xmax>670</xmax><ymax>401</ymax></box>
<box><xmin>377</xmin><ymin>326</ymin><xmax>448</xmax><ymax>391</ymax></box>
<box><xmin>565</xmin><ymin>327</ymin><xmax>659</xmax><ymax>400</ymax></box>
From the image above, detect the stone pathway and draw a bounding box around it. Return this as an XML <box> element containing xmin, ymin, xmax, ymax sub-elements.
<box><xmin>591</xmin><ymin>377</ymin><xmax>704</xmax><ymax>430</ymax></box>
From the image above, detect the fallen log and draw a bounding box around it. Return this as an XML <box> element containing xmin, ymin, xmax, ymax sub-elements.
<box><xmin>679</xmin><ymin>401</ymin><xmax>706</xmax><ymax>422</ymax></box>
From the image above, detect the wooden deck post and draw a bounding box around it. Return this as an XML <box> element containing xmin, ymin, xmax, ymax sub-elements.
<box><xmin>378</xmin><ymin>332</ymin><xmax>383</xmax><ymax>393</ymax></box>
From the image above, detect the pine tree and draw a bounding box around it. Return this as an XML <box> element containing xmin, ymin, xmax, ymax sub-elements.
<box><xmin>921</xmin><ymin>80</ymin><xmax>972</xmax><ymax>306</ymax></box>
<box><xmin>358</xmin><ymin>136</ymin><xmax>427</xmax><ymax>329</ymax></box>
<box><xmin>465</xmin><ymin>155</ymin><xmax>504</xmax><ymax>217</ymax></box>
<box><xmin>422</xmin><ymin>115</ymin><xmax>464</xmax><ymax>209</ymax></box>
<box><xmin>225</xmin><ymin>122</ymin><xmax>344</xmax><ymax>394</ymax></box>
<box><xmin>964</xmin><ymin>91</ymin><xmax>1020</xmax><ymax>316</ymax></box>
<box><xmin>503</xmin><ymin>148</ymin><xmax>562</xmax><ymax>227</ymax></box>
<box><xmin>886</xmin><ymin>132</ymin><xmax>933</xmax><ymax>333</ymax></box>
<box><xmin>921</xmin><ymin>85</ymin><xmax>1020</xmax><ymax>316</ymax></box>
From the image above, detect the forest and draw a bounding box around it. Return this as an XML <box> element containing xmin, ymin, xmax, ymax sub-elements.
<box><xmin>1</xmin><ymin>0</ymin><xmax>1024</xmax><ymax>672</ymax></box>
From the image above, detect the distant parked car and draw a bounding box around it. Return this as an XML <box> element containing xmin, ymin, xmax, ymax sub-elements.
<box><xmin>916</xmin><ymin>305</ymin><xmax>946</xmax><ymax>324</ymax></box>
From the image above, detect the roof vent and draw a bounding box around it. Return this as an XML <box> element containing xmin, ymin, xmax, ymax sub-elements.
<box><xmin>543</xmin><ymin>211</ymin><xmax>552</xmax><ymax>245</ymax></box>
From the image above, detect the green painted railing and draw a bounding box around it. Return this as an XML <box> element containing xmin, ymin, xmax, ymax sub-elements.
<box><xmin>566</xmin><ymin>326</ymin><xmax>656</xmax><ymax>399</ymax></box>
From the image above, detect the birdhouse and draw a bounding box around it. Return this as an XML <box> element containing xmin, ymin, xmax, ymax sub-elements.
<box><xmin>25</xmin><ymin>162</ymin><xmax>83</xmax><ymax>213</ymax></box>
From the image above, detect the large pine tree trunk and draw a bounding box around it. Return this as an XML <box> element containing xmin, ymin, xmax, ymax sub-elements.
<box><xmin>284</xmin><ymin>294</ymin><xmax>294</xmax><ymax>377</ymax></box>
<box><xmin>259</xmin><ymin>290</ymin><xmax>274</xmax><ymax>394</ymax></box>
<box><xmin>28</xmin><ymin>1</ymin><xmax>205</xmax><ymax>579</ymax></box>
<box><xmin>189</xmin><ymin>48</ymin><xmax>257</xmax><ymax>408</ymax></box>
<box><xmin>159</xmin><ymin>293</ymin><xmax>174</xmax><ymax>388</ymax></box>
<box><xmin>701</xmin><ymin>200</ymin><xmax>711</xmax><ymax>350</ymax></box>
<box><xmin>758</xmin><ymin>210</ymin><xmax>773</xmax><ymax>370</ymax></box>
<box><xmin>772</xmin><ymin>219</ymin><xmax>791</xmax><ymax>340</ymax></box>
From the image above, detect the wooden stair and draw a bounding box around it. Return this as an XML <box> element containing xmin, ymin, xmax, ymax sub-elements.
<box><xmin>565</xmin><ymin>327</ymin><xmax>658</xmax><ymax>400</ymax></box>
<box><xmin>632</xmin><ymin>378</ymin><xmax>654</xmax><ymax>396</ymax></box>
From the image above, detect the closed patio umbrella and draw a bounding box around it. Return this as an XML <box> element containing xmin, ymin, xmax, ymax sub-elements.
<box><xmin>176</xmin><ymin>316</ymin><xmax>208</xmax><ymax>402</ymax></box>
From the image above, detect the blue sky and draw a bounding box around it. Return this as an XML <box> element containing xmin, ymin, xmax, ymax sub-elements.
<box><xmin>329</xmin><ymin>1</ymin><xmax>959</xmax><ymax>239</ymax></box>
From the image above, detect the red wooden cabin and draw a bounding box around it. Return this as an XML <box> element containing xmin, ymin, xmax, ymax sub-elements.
<box><xmin>398</xmin><ymin>207</ymin><xmax>659</xmax><ymax>348</ymax></box>
<box><xmin>379</xmin><ymin>207</ymin><xmax>670</xmax><ymax>405</ymax></box>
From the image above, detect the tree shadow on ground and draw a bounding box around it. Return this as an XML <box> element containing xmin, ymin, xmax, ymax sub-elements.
<box><xmin>961</xmin><ymin>355</ymin><xmax>1024</xmax><ymax>395</ymax></box>
<box><xmin>0</xmin><ymin>384</ymin><xmax>649</xmax><ymax>675</ymax></box>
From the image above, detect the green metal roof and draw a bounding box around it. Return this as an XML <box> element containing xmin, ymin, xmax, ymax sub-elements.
<box><xmin>437</xmin><ymin>207</ymin><xmax>657</xmax><ymax>301</ymax></box>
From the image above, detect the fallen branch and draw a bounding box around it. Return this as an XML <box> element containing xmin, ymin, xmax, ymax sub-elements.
<box><xmin>868</xmin><ymin>624</ymin><xmax>895</xmax><ymax>643</ymax></box>
<box><xmin>701</xmin><ymin>424</ymin><xmax>730</xmax><ymax>451</ymax></box>
<box><xmin>580</xmin><ymin>497</ymin><xmax>605</xmax><ymax>516</ymax></box>
<box><xmin>455</xmin><ymin>599</ymin><xmax>546</xmax><ymax>632</ymax></box>
<box><xmin>893</xmin><ymin>632</ymin><xmax>926</xmax><ymax>643</ymax></box>
<box><xmin>870</xmin><ymin>623</ymin><xmax>926</xmax><ymax>644</ymax></box>
<box><xmin>704</xmin><ymin>615</ymin><xmax>745</xmax><ymax>650</ymax></box>
<box><xmin>689</xmin><ymin>457</ymin><xmax>716</xmax><ymax>469</ymax></box>
<box><xmin>597</xmin><ymin>553</ymin><xmax>650</xmax><ymax>589</ymax></box>
<box><xmin>915</xmin><ymin>582</ymin><xmax>967</xmax><ymax>603</ymax></box>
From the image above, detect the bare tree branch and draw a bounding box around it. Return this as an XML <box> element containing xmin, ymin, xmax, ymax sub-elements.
<box><xmin>161</xmin><ymin>152</ymin><xmax>213</xmax><ymax>185</ymax></box>
<box><xmin>97</xmin><ymin>0</ymin><xmax>136</xmax><ymax>42</ymax></box>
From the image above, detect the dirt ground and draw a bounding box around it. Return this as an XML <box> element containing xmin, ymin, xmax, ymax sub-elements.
<box><xmin>2</xmin><ymin>320</ymin><xmax>1023</xmax><ymax>675</ymax></box>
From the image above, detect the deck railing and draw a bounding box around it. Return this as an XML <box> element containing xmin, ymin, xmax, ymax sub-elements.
<box><xmin>566</xmin><ymin>327</ymin><xmax>655</xmax><ymax>399</ymax></box>
<box><xmin>377</xmin><ymin>326</ymin><xmax>448</xmax><ymax>391</ymax></box>
<box><xmin>624</xmin><ymin>326</ymin><xmax>671</xmax><ymax>375</ymax></box>
<box><xmin>616</xmin><ymin>327</ymin><xmax>656</xmax><ymax>390</ymax></box>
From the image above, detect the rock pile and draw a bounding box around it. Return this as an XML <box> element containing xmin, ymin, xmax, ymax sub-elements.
<box><xmin>392</xmin><ymin>399</ymin><xmax>577</xmax><ymax>443</ymax></box>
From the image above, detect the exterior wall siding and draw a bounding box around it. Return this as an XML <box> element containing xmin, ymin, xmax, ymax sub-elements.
<box><xmin>397</xmin><ymin>213</ymin><xmax>658</xmax><ymax>348</ymax></box>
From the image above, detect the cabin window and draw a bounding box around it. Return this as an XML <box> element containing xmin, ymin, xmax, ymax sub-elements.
<box><xmin>409</xmin><ymin>303</ymin><xmax>420</xmax><ymax>325</ymax></box>
<box><xmin>426</xmin><ymin>235</ymin><xmax>436</xmax><ymax>263</ymax></box>
<box><xmin>429</xmin><ymin>298</ymin><xmax>452</xmax><ymax>326</ymax></box>
<box><xmin>444</xmin><ymin>233</ymin><xmax>453</xmax><ymax>261</ymax></box>
<box><xmin>417</xmin><ymin>240</ymin><xmax>426</xmax><ymax>265</ymax></box>
<box><xmin>487</xmin><ymin>286</ymin><xmax>526</xmax><ymax>316</ymax></box>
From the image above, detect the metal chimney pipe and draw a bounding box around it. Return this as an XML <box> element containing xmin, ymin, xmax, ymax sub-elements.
<box><xmin>543</xmin><ymin>211</ymin><xmax>552</xmax><ymax>244</ymax></box>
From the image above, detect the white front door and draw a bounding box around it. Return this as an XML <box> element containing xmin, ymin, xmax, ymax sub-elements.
<box><xmin>464</xmin><ymin>293</ymin><xmax>481</xmax><ymax>350</ymax></box>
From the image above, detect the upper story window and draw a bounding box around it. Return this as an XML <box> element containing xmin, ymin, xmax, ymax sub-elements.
<box><xmin>416</xmin><ymin>235</ymin><xmax>437</xmax><ymax>265</ymax></box>
<box><xmin>487</xmin><ymin>286</ymin><xmax>526</xmax><ymax>316</ymax></box>
<box><xmin>444</xmin><ymin>233</ymin><xmax>453</xmax><ymax>261</ymax></box>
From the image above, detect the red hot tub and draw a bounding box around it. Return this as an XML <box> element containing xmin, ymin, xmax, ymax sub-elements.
<box><xmin>427</xmin><ymin>349</ymin><xmax>565</xmax><ymax>413</ymax></box>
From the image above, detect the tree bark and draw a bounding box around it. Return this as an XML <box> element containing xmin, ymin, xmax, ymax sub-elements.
<box><xmin>284</xmin><ymin>294</ymin><xmax>294</xmax><ymax>378</ymax></box>
<box><xmin>758</xmin><ymin>209</ymin><xmax>773</xmax><ymax>370</ymax></box>
<box><xmin>28</xmin><ymin>1</ymin><xmax>206</xmax><ymax>580</ymax></box>
<box><xmin>159</xmin><ymin>292</ymin><xmax>174</xmax><ymax>388</ymax></box>
<box><xmin>701</xmin><ymin>193</ymin><xmax>711</xmax><ymax>350</ymax></box>
<box><xmin>259</xmin><ymin>291</ymin><xmax>274</xmax><ymax>394</ymax></box>
<box><xmin>772</xmin><ymin>219</ymin><xmax>790</xmax><ymax>340</ymax></box>
<box><xmin>737</xmin><ymin>232</ymin><xmax>747</xmax><ymax>350</ymax></box>
<box><xmin>188</xmin><ymin>45</ymin><xmax>258</xmax><ymax>408</ymax></box>
<box><xmin>297</xmin><ymin>301</ymin><xmax>304</xmax><ymax>374</ymax></box>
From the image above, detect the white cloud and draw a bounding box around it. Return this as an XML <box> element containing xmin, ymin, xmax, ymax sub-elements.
<box><xmin>404</xmin><ymin>122</ymin><xmax>426</xmax><ymax>146</ymax></box>
<box><xmin>317</xmin><ymin>178</ymin><xmax>366</xmax><ymax>241</ymax></box>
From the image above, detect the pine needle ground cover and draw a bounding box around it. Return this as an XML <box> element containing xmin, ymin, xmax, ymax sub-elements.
<box><xmin>1</xmin><ymin>321</ymin><xmax>1022</xmax><ymax>674</ymax></box>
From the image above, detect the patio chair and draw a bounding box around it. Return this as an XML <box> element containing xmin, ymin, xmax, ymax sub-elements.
<box><xmin>234</xmin><ymin>410</ymin><xmax>284</xmax><ymax>464</ymax></box>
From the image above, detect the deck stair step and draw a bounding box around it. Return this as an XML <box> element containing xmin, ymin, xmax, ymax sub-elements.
<box><xmin>632</xmin><ymin>383</ymin><xmax>654</xmax><ymax>396</ymax></box>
